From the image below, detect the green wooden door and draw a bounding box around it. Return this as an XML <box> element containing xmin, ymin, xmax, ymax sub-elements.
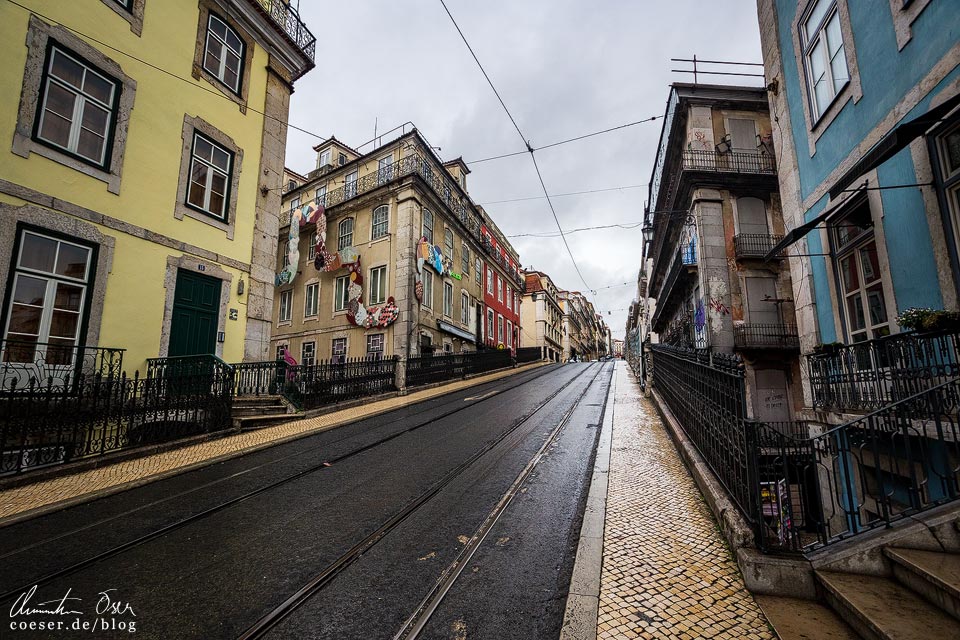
<box><xmin>168</xmin><ymin>269</ymin><xmax>220</xmax><ymax>357</ymax></box>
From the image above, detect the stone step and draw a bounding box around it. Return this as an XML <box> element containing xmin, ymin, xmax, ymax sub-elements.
<box><xmin>816</xmin><ymin>570</ymin><xmax>960</xmax><ymax>640</ymax></box>
<box><xmin>232</xmin><ymin>395</ymin><xmax>285</xmax><ymax>405</ymax></box>
<box><xmin>236</xmin><ymin>413</ymin><xmax>298</xmax><ymax>430</ymax></box>
<box><xmin>884</xmin><ymin>547</ymin><xmax>960</xmax><ymax>621</ymax></box>
<box><xmin>754</xmin><ymin>595</ymin><xmax>860</xmax><ymax>640</ymax></box>
<box><xmin>231</xmin><ymin>405</ymin><xmax>289</xmax><ymax>417</ymax></box>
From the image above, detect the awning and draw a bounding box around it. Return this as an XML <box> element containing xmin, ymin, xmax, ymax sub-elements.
<box><xmin>763</xmin><ymin>186</ymin><xmax>867</xmax><ymax>260</ymax></box>
<box><xmin>437</xmin><ymin>320</ymin><xmax>476</xmax><ymax>343</ymax></box>
<box><xmin>764</xmin><ymin>91</ymin><xmax>960</xmax><ymax>260</ymax></box>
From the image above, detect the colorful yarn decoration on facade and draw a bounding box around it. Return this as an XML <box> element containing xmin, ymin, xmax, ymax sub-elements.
<box><xmin>414</xmin><ymin>236</ymin><xmax>451</xmax><ymax>304</ymax></box>
<box><xmin>276</xmin><ymin>201</ymin><xmax>325</xmax><ymax>286</ymax></box>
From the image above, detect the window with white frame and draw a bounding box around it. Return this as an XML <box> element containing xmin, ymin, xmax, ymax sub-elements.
<box><xmin>344</xmin><ymin>170</ymin><xmax>358</xmax><ymax>198</ymax></box>
<box><xmin>369</xmin><ymin>265</ymin><xmax>387</xmax><ymax>305</ymax></box>
<box><xmin>497</xmin><ymin>314</ymin><xmax>504</xmax><ymax>344</ymax></box>
<box><xmin>203</xmin><ymin>14</ymin><xmax>244</xmax><ymax>94</ymax></box>
<box><xmin>275</xmin><ymin>344</ymin><xmax>288</xmax><ymax>361</ymax></box>
<box><xmin>377</xmin><ymin>154</ymin><xmax>393</xmax><ymax>185</ymax></box>
<box><xmin>444</xmin><ymin>228</ymin><xmax>454</xmax><ymax>258</ymax></box>
<box><xmin>35</xmin><ymin>47</ymin><xmax>118</xmax><ymax>168</ymax></box>
<box><xmin>308</xmin><ymin>240</ymin><xmax>316</xmax><ymax>261</ymax></box>
<box><xmin>423</xmin><ymin>209</ymin><xmax>434</xmax><ymax>244</ymax></box>
<box><xmin>831</xmin><ymin>203</ymin><xmax>889</xmax><ymax>342</ymax></box>
<box><xmin>475</xmin><ymin>258</ymin><xmax>482</xmax><ymax>284</ymax></box>
<box><xmin>338</xmin><ymin>152</ymin><xmax>347</xmax><ymax>166</ymax></box>
<box><xmin>371</xmin><ymin>205</ymin><xmax>389</xmax><ymax>240</ymax></box>
<box><xmin>289</xmin><ymin>196</ymin><xmax>300</xmax><ymax>218</ymax></box>
<box><xmin>487</xmin><ymin>267</ymin><xmax>493</xmax><ymax>294</ymax></box>
<box><xmin>496</xmin><ymin>276</ymin><xmax>501</xmax><ymax>302</ymax></box>
<box><xmin>301</xmin><ymin>341</ymin><xmax>315</xmax><ymax>367</ymax></box>
<box><xmin>934</xmin><ymin>118</ymin><xmax>960</xmax><ymax>265</ymax></box>
<box><xmin>366</xmin><ymin>333</ymin><xmax>384</xmax><ymax>359</ymax></box>
<box><xmin>187</xmin><ymin>132</ymin><xmax>233</xmax><ymax>220</ymax></box>
<box><xmin>515</xmin><ymin>293</ymin><xmax>520</xmax><ymax>310</ymax></box>
<box><xmin>315</xmin><ymin>184</ymin><xmax>326</xmax><ymax>206</ymax></box>
<box><xmin>801</xmin><ymin>0</ymin><xmax>849</xmax><ymax>120</ymax></box>
<box><xmin>506</xmin><ymin>286</ymin><xmax>512</xmax><ymax>311</ymax></box>
<box><xmin>338</xmin><ymin>217</ymin><xmax>354</xmax><ymax>250</ymax></box>
<box><xmin>487</xmin><ymin>308</ymin><xmax>494</xmax><ymax>340</ymax></box>
<box><xmin>507</xmin><ymin>320</ymin><xmax>513</xmax><ymax>347</ymax></box>
<box><xmin>304</xmin><ymin>282</ymin><xmax>318</xmax><ymax>317</ymax></box>
<box><xmin>332</xmin><ymin>337</ymin><xmax>347</xmax><ymax>363</ymax></box>
<box><xmin>461</xmin><ymin>243</ymin><xmax>470</xmax><ymax>275</ymax></box>
<box><xmin>319</xmin><ymin>148</ymin><xmax>331</xmax><ymax>167</ymax></box>
<box><xmin>461</xmin><ymin>291</ymin><xmax>469</xmax><ymax>325</ymax></box>
<box><xmin>279</xmin><ymin>289</ymin><xmax>292</xmax><ymax>322</ymax></box>
<box><xmin>443</xmin><ymin>281</ymin><xmax>454</xmax><ymax>317</ymax></box>
<box><xmin>422</xmin><ymin>270</ymin><xmax>434</xmax><ymax>310</ymax></box>
<box><xmin>334</xmin><ymin>275</ymin><xmax>350</xmax><ymax>312</ymax></box>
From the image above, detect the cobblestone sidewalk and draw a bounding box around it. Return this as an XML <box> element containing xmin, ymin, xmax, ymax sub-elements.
<box><xmin>0</xmin><ymin>363</ymin><xmax>545</xmax><ymax>523</ymax></box>
<box><xmin>598</xmin><ymin>363</ymin><xmax>775</xmax><ymax>640</ymax></box>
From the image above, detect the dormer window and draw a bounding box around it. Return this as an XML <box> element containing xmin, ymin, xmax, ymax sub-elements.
<box><xmin>319</xmin><ymin>149</ymin><xmax>331</xmax><ymax>167</ymax></box>
<box><xmin>338</xmin><ymin>152</ymin><xmax>347</xmax><ymax>166</ymax></box>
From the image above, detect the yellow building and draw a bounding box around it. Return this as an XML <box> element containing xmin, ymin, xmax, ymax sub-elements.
<box><xmin>0</xmin><ymin>0</ymin><xmax>314</xmax><ymax>378</ymax></box>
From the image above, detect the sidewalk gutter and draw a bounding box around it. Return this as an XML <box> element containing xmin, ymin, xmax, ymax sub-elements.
<box><xmin>560</xmin><ymin>363</ymin><xmax>617</xmax><ymax>640</ymax></box>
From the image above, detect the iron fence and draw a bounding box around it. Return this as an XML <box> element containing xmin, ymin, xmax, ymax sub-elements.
<box><xmin>681</xmin><ymin>239</ymin><xmax>697</xmax><ymax>265</ymax></box>
<box><xmin>681</xmin><ymin>149</ymin><xmax>776</xmax><ymax>174</ymax></box>
<box><xmin>735</xmin><ymin>234</ymin><xmax>784</xmax><ymax>258</ymax></box>
<box><xmin>734</xmin><ymin>323</ymin><xmax>800</xmax><ymax>350</ymax></box>
<box><xmin>515</xmin><ymin>347</ymin><xmax>543</xmax><ymax>364</ymax></box>
<box><xmin>406</xmin><ymin>350</ymin><xmax>513</xmax><ymax>388</ymax></box>
<box><xmin>0</xmin><ymin>339</ymin><xmax>124</xmax><ymax>390</ymax></box>
<box><xmin>281</xmin><ymin>356</ymin><xmax>398</xmax><ymax>410</ymax></box>
<box><xmin>233</xmin><ymin>360</ymin><xmax>285</xmax><ymax>396</ymax></box>
<box><xmin>650</xmin><ymin>345</ymin><xmax>754</xmax><ymax>516</ymax></box>
<box><xmin>808</xmin><ymin>329</ymin><xmax>960</xmax><ymax>413</ymax></box>
<box><xmin>252</xmin><ymin>0</ymin><xmax>316</xmax><ymax>62</ymax></box>
<box><xmin>751</xmin><ymin>379</ymin><xmax>960</xmax><ymax>553</ymax></box>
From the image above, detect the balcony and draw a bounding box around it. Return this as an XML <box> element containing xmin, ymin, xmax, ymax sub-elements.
<box><xmin>734</xmin><ymin>234</ymin><xmax>784</xmax><ymax>259</ymax></box>
<box><xmin>681</xmin><ymin>239</ymin><xmax>697</xmax><ymax>265</ymax></box>
<box><xmin>733</xmin><ymin>323</ymin><xmax>799</xmax><ymax>350</ymax></box>
<box><xmin>681</xmin><ymin>149</ymin><xmax>776</xmax><ymax>175</ymax></box>
<box><xmin>808</xmin><ymin>329</ymin><xmax>960</xmax><ymax>413</ymax></box>
<box><xmin>251</xmin><ymin>0</ymin><xmax>316</xmax><ymax>64</ymax></box>
<box><xmin>1</xmin><ymin>339</ymin><xmax>125</xmax><ymax>390</ymax></box>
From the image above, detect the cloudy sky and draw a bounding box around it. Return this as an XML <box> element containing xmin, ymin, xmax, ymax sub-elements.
<box><xmin>284</xmin><ymin>1</ymin><xmax>764</xmax><ymax>339</ymax></box>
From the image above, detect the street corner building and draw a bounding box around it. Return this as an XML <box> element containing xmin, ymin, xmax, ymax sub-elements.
<box><xmin>0</xmin><ymin>0</ymin><xmax>316</xmax><ymax>381</ymax></box>
<box><xmin>271</xmin><ymin>126</ymin><xmax>524</xmax><ymax>366</ymax></box>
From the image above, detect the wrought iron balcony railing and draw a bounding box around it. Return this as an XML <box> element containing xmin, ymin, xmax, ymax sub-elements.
<box><xmin>808</xmin><ymin>329</ymin><xmax>960</xmax><ymax>413</ymax></box>
<box><xmin>681</xmin><ymin>149</ymin><xmax>776</xmax><ymax>175</ymax></box>
<box><xmin>251</xmin><ymin>0</ymin><xmax>316</xmax><ymax>63</ymax></box>
<box><xmin>0</xmin><ymin>339</ymin><xmax>124</xmax><ymax>390</ymax></box>
<box><xmin>734</xmin><ymin>323</ymin><xmax>799</xmax><ymax>350</ymax></box>
<box><xmin>734</xmin><ymin>234</ymin><xmax>785</xmax><ymax>259</ymax></box>
<box><xmin>681</xmin><ymin>240</ymin><xmax>697</xmax><ymax>265</ymax></box>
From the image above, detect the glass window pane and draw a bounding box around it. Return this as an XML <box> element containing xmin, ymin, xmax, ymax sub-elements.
<box><xmin>49</xmin><ymin>310</ymin><xmax>79</xmax><ymax>339</ymax></box>
<box><xmin>8</xmin><ymin>304</ymin><xmax>42</xmax><ymax>334</ymax></box>
<box><xmin>809</xmin><ymin>39</ymin><xmax>826</xmax><ymax>80</ymax></box>
<box><xmin>194</xmin><ymin>137</ymin><xmax>213</xmax><ymax>162</ymax></box>
<box><xmin>866</xmin><ymin>284</ymin><xmax>888</xmax><ymax>326</ymax></box>
<box><xmin>814</xmin><ymin>77</ymin><xmax>833</xmax><ymax>116</ymax></box>
<box><xmin>82</xmin><ymin>71</ymin><xmax>114</xmax><ymax>105</ymax></box>
<box><xmin>13</xmin><ymin>275</ymin><xmax>47</xmax><ymax>305</ymax></box>
<box><xmin>212</xmin><ymin>147</ymin><xmax>230</xmax><ymax>172</ymax></box>
<box><xmin>204</xmin><ymin>47</ymin><xmax>222</xmax><ymax>77</ymax></box>
<box><xmin>39</xmin><ymin>110</ymin><xmax>72</xmax><ymax>148</ymax></box>
<box><xmin>82</xmin><ymin>102</ymin><xmax>109</xmax><ymax>136</ymax></box>
<box><xmin>51</xmin><ymin>51</ymin><xmax>85</xmax><ymax>89</ymax></box>
<box><xmin>825</xmin><ymin>13</ymin><xmax>844</xmax><ymax>57</ymax></box>
<box><xmin>225</xmin><ymin>29</ymin><xmax>243</xmax><ymax>54</ymax></box>
<box><xmin>54</xmin><ymin>283</ymin><xmax>84</xmax><ymax>311</ymax></box>
<box><xmin>209</xmin><ymin>16</ymin><xmax>228</xmax><ymax>40</ymax></box>
<box><xmin>188</xmin><ymin>176</ymin><xmax>208</xmax><ymax>209</ymax></box>
<box><xmin>45</xmin><ymin>83</ymin><xmax>76</xmax><ymax>120</ymax></box>
<box><xmin>943</xmin><ymin>129</ymin><xmax>960</xmax><ymax>175</ymax></box>
<box><xmin>859</xmin><ymin>242</ymin><xmax>880</xmax><ymax>283</ymax></box>
<box><xmin>77</xmin><ymin>128</ymin><xmax>105</xmax><ymax>163</ymax></box>
<box><xmin>20</xmin><ymin>234</ymin><xmax>58</xmax><ymax>273</ymax></box>
<box><xmin>2</xmin><ymin>335</ymin><xmax>38</xmax><ymax>363</ymax></box>
<box><xmin>210</xmin><ymin>172</ymin><xmax>227</xmax><ymax>197</ymax></box>
<box><xmin>804</xmin><ymin>0</ymin><xmax>830</xmax><ymax>42</ymax></box>
<box><xmin>55</xmin><ymin>245</ymin><xmax>90</xmax><ymax>279</ymax></box>
<box><xmin>830</xmin><ymin>47</ymin><xmax>849</xmax><ymax>91</ymax></box>
<box><xmin>208</xmin><ymin>190</ymin><xmax>225</xmax><ymax>217</ymax></box>
<box><xmin>223</xmin><ymin>64</ymin><xmax>239</xmax><ymax>91</ymax></box>
<box><xmin>847</xmin><ymin>293</ymin><xmax>866</xmax><ymax>331</ymax></box>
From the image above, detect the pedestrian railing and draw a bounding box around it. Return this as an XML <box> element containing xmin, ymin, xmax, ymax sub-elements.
<box><xmin>406</xmin><ymin>350</ymin><xmax>513</xmax><ymax>388</ymax></box>
<box><xmin>515</xmin><ymin>347</ymin><xmax>543</xmax><ymax>364</ymax></box>
<box><xmin>280</xmin><ymin>356</ymin><xmax>398</xmax><ymax>410</ymax></box>
<box><xmin>0</xmin><ymin>338</ymin><xmax>124</xmax><ymax>391</ymax></box>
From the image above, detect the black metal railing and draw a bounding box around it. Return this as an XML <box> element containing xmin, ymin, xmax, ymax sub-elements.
<box><xmin>233</xmin><ymin>360</ymin><xmax>285</xmax><ymax>396</ymax></box>
<box><xmin>252</xmin><ymin>0</ymin><xmax>316</xmax><ymax>62</ymax></box>
<box><xmin>809</xmin><ymin>330</ymin><xmax>960</xmax><ymax>413</ymax></box>
<box><xmin>734</xmin><ymin>323</ymin><xmax>800</xmax><ymax>350</ymax></box>
<box><xmin>681</xmin><ymin>149</ymin><xmax>776</xmax><ymax>175</ymax></box>
<box><xmin>280</xmin><ymin>356</ymin><xmax>398</xmax><ymax>410</ymax></box>
<box><xmin>515</xmin><ymin>347</ymin><xmax>543</xmax><ymax>364</ymax></box>
<box><xmin>751</xmin><ymin>379</ymin><xmax>960</xmax><ymax>553</ymax></box>
<box><xmin>650</xmin><ymin>345</ymin><xmax>753</xmax><ymax>516</ymax></box>
<box><xmin>681</xmin><ymin>239</ymin><xmax>697</xmax><ymax>265</ymax></box>
<box><xmin>406</xmin><ymin>350</ymin><xmax>513</xmax><ymax>388</ymax></box>
<box><xmin>735</xmin><ymin>234</ymin><xmax>784</xmax><ymax>258</ymax></box>
<box><xmin>0</xmin><ymin>339</ymin><xmax>124</xmax><ymax>390</ymax></box>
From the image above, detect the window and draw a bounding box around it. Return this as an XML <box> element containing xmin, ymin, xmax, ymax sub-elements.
<box><xmin>187</xmin><ymin>133</ymin><xmax>233</xmax><ymax>220</ymax></box>
<box><xmin>2</xmin><ymin>230</ymin><xmax>95</xmax><ymax>369</ymax></box>
<box><xmin>372</xmin><ymin>205</ymin><xmax>389</xmax><ymax>240</ymax></box>
<box><xmin>507</xmin><ymin>320</ymin><xmax>513</xmax><ymax>347</ymax></box>
<box><xmin>515</xmin><ymin>293</ymin><xmax>520</xmax><ymax>310</ymax></box>
<box><xmin>497</xmin><ymin>314</ymin><xmax>504</xmax><ymax>344</ymax></box>
<box><xmin>443</xmin><ymin>281</ymin><xmax>454</xmax><ymax>317</ymax></box>
<box><xmin>506</xmin><ymin>286</ymin><xmax>512</xmax><ymax>311</ymax></box>
<box><xmin>461</xmin><ymin>291</ymin><xmax>469</xmax><ymax>324</ymax></box>
<box><xmin>290</xmin><ymin>196</ymin><xmax>300</xmax><ymax>218</ymax></box>
<box><xmin>338</xmin><ymin>152</ymin><xmax>347</xmax><ymax>166</ymax></box>
<box><xmin>496</xmin><ymin>276</ymin><xmax>501</xmax><ymax>302</ymax></box>
<box><xmin>377</xmin><ymin>154</ymin><xmax>393</xmax><ymax>184</ymax></box>
<box><xmin>315</xmin><ymin>185</ymin><xmax>326</xmax><ymax>206</ymax></box>
<box><xmin>319</xmin><ymin>149</ymin><xmax>331</xmax><ymax>167</ymax></box>
<box><xmin>308</xmin><ymin>241</ymin><xmax>316</xmax><ymax>261</ymax></box>
<box><xmin>332</xmin><ymin>337</ymin><xmax>347</xmax><ymax>363</ymax></box>
<box><xmin>366</xmin><ymin>333</ymin><xmax>384</xmax><ymax>359</ymax></box>
<box><xmin>476</xmin><ymin>258</ymin><xmax>482</xmax><ymax>284</ymax></box>
<box><xmin>338</xmin><ymin>217</ymin><xmax>354</xmax><ymax>250</ymax></box>
<box><xmin>444</xmin><ymin>228</ymin><xmax>454</xmax><ymax>258</ymax></box>
<box><xmin>423</xmin><ymin>209</ymin><xmax>434</xmax><ymax>244</ymax></box>
<box><xmin>422</xmin><ymin>271</ymin><xmax>434</xmax><ymax>309</ymax></box>
<box><xmin>369</xmin><ymin>266</ymin><xmax>387</xmax><ymax>305</ymax></box>
<box><xmin>275</xmin><ymin>344</ymin><xmax>287</xmax><ymax>361</ymax></box>
<box><xmin>934</xmin><ymin>118</ymin><xmax>960</xmax><ymax>266</ymax></box>
<box><xmin>487</xmin><ymin>267</ymin><xmax>494</xmax><ymax>294</ymax></box>
<box><xmin>278</xmin><ymin>289</ymin><xmax>292</xmax><ymax>322</ymax></box>
<box><xmin>334</xmin><ymin>275</ymin><xmax>350</xmax><ymax>312</ymax></box>
<box><xmin>443</xmin><ymin>342</ymin><xmax>453</xmax><ymax>354</ymax></box>
<box><xmin>36</xmin><ymin>46</ymin><xmax>118</xmax><ymax>168</ymax></box>
<box><xmin>301</xmin><ymin>341</ymin><xmax>315</xmax><ymax>367</ymax></box>
<box><xmin>487</xmin><ymin>308</ymin><xmax>495</xmax><ymax>341</ymax></box>
<box><xmin>462</xmin><ymin>243</ymin><xmax>470</xmax><ymax>275</ymax></box>
<box><xmin>304</xmin><ymin>282</ymin><xmax>318</xmax><ymax>317</ymax></box>
<box><xmin>801</xmin><ymin>0</ymin><xmax>849</xmax><ymax>120</ymax></box>
<box><xmin>831</xmin><ymin>203</ymin><xmax>889</xmax><ymax>342</ymax></box>
<box><xmin>344</xmin><ymin>170</ymin><xmax>358</xmax><ymax>199</ymax></box>
<box><xmin>203</xmin><ymin>14</ymin><xmax>244</xmax><ymax>94</ymax></box>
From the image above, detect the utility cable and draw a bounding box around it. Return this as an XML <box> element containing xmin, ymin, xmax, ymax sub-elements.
<box><xmin>508</xmin><ymin>222</ymin><xmax>644</xmax><ymax>238</ymax></box>
<box><xmin>480</xmin><ymin>183</ymin><xmax>647</xmax><ymax>205</ymax></box>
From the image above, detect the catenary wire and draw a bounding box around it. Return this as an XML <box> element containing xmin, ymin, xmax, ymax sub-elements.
<box><xmin>480</xmin><ymin>183</ymin><xmax>647</xmax><ymax>205</ymax></box>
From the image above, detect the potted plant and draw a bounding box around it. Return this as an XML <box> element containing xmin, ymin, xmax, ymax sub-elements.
<box><xmin>813</xmin><ymin>341</ymin><xmax>844</xmax><ymax>355</ymax></box>
<box><xmin>895</xmin><ymin>307</ymin><xmax>960</xmax><ymax>333</ymax></box>
<box><xmin>895</xmin><ymin>307</ymin><xmax>935</xmax><ymax>332</ymax></box>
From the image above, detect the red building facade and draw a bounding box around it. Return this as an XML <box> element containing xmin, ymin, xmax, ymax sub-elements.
<box><xmin>480</xmin><ymin>223</ymin><xmax>522</xmax><ymax>352</ymax></box>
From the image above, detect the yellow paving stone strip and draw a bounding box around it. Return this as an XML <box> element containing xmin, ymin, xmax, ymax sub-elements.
<box><xmin>598</xmin><ymin>364</ymin><xmax>775</xmax><ymax>640</ymax></box>
<box><xmin>0</xmin><ymin>363</ymin><xmax>548</xmax><ymax>523</ymax></box>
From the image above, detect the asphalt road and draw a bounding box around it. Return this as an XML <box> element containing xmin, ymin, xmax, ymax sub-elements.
<box><xmin>0</xmin><ymin>362</ymin><xmax>612</xmax><ymax>640</ymax></box>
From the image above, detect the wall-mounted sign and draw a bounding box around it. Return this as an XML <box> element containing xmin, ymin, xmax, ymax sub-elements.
<box><xmin>229</xmin><ymin>308</ymin><xmax>238</xmax><ymax>321</ymax></box>
<box><xmin>451</xmin><ymin>273</ymin><xmax>462</xmax><ymax>280</ymax></box>
<box><xmin>197</xmin><ymin>264</ymin><xmax>206</xmax><ymax>271</ymax></box>
<box><xmin>217</xmin><ymin>331</ymin><xmax>225</xmax><ymax>343</ymax></box>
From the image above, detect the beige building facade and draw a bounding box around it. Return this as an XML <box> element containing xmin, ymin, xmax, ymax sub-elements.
<box><xmin>521</xmin><ymin>270</ymin><xmax>563</xmax><ymax>362</ymax></box>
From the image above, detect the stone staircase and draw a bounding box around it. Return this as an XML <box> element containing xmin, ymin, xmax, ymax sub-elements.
<box><xmin>759</xmin><ymin>538</ymin><xmax>960</xmax><ymax>639</ymax></box>
<box><xmin>231</xmin><ymin>395</ymin><xmax>297</xmax><ymax>429</ymax></box>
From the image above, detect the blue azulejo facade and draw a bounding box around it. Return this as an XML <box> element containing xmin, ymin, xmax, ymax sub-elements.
<box><xmin>760</xmin><ymin>0</ymin><xmax>959</xmax><ymax>359</ymax></box>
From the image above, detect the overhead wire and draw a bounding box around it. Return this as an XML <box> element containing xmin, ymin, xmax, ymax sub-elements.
<box><xmin>480</xmin><ymin>183</ymin><xmax>647</xmax><ymax>205</ymax></box>
<box><xmin>507</xmin><ymin>222</ymin><xmax>644</xmax><ymax>238</ymax></box>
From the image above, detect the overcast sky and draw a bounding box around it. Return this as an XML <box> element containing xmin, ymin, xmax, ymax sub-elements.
<box><xmin>284</xmin><ymin>1</ymin><xmax>764</xmax><ymax>339</ymax></box>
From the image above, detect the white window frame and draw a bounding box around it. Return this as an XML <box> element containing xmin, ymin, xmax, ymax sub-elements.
<box><xmin>487</xmin><ymin>267</ymin><xmax>494</xmax><ymax>294</ymax></box>
<box><xmin>315</xmin><ymin>184</ymin><xmax>326</xmax><ymax>206</ymax></box>
<box><xmin>423</xmin><ymin>209</ymin><xmax>434</xmax><ymax>244</ymax></box>
<box><xmin>278</xmin><ymin>289</ymin><xmax>292</xmax><ymax>322</ymax></box>
<box><xmin>187</xmin><ymin>132</ymin><xmax>233</xmax><ymax>221</ymax></box>
<box><xmin>461</xmin><ymin>291</ymin><xmax>469</xmax><ymax>325</ymax></box>
<box><xmin>334</xmin><ymin>275</ymin><xmax>350</xmax><ymax>312</ymax></box>
<box><xmin>377</xmin><ymin>153</ymin><xmax>393</xmax><ymax>185</ymax></box>
<box><xmin>344</xmin><ymin>170</ymin><xmax>358</xmax><ymax>199</ymax></box>
<box><xmin>801</xmin><ymin>0</ymin><xmax>849</xmax><ymax>121</ymax></box>
<box><xmin>443</xmin><ymin>281</ymin><xmax>454</xmax><ymax>318</ymax></box>
<box><xmin>487</xmin><ymin>308</ymin><xmax>495</xmax><ymax>341</ymax></box>
<box><xmin>461</xmin><ymin>242</ymin><xmax>470</xmax><ymax>275</ymax></box>
<box><xmin>475</xmin><ymin>258</ymin><xmax>482</xmax><ymax>284</ymax></box>
<box><xmin>371</xmin><ymin>205</ymin><xmax>389</xmax><ymax>240</ymax></box>
<box><xmin>301</xmin><ymin>341</ymin><xmax>315</xmax><ymax>367</ymax></box>
<box><xmin>319</xmin><ymin>148</ymin><xmax>331</xmax><ymax>167</ymax></box>
<box><xmin>497</xmin><ymin>314</ymin><xmax>504</xmax><ymax>345</ymax></box>
<box><xmin>338</xmin><ymin>217</ymin><xmax>354</xmax><ymax>251</ymax></box>
<box><xmin>369</xmin><ymin>265</ymin><xmax>387</xmax><ymax>305</ymax></box>
<box><xmin>366</xmin><ymin>332</ymin><xmax>384</xmax><ymax>359</ymax></box>
<box><xmin>444</xmin><ymin>228</ymin><xmax>454</xmax><ymax>258</ymax></box>
<box><xmin>332</xmin><ymin>337</ymin><xmax>347</xmax><ymax>363</ymax></box>
<box><xmin>422</xmin><ymin>270</ymin><xmax>434</xmax><ymax>310</ymax></box>
<box><xmin>275</xmin><ymin>344</ymin><xmax>288</xmax><ymax>361</ymax></box>
<box><xmin>506</xmin><ymin>286</ymin><xmax>512</xmax><ymax>311</ymax></box>
<box><xmin>203</xmin><ymin>14</ymin><xmax>244</xmax><ymax>94</ymax></box>
<box><xmin>304</xmin><ymin>282</ymin><xmax>318</xmax><ymax>318</ymax></box>
<box><xmin>507</xmin><ymin>320</ymin><xmax>513</xmax><ymax>347</ymax></box>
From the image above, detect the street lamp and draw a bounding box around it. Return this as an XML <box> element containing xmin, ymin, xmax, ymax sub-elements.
<box><xmin>641</xmin><ymin>222</ymin><xmax>654</xmax><ymax>244</ymax></box>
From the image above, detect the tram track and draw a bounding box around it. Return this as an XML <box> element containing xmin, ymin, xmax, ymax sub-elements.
<box><xmin>236</xmin><ymin>362</ymin><xmax>606</xmax><ymax>640</ymax></box>
<box><xmin>0</xmin><ymin>362</ymin><xmax>575</xmax><ymax>604</ymax></box>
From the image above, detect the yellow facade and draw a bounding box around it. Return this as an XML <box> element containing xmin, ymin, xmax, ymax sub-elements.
<box><xmin>0</xmin><ymin>1</ymin><xmax>314</xmax><ymax>374</ymax></box>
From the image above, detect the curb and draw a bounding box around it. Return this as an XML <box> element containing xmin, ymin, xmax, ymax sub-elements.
<box><xmin>560</xmin><ymin>362</ymin><xmax>618</xmax><ymax>640</ymax></box>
